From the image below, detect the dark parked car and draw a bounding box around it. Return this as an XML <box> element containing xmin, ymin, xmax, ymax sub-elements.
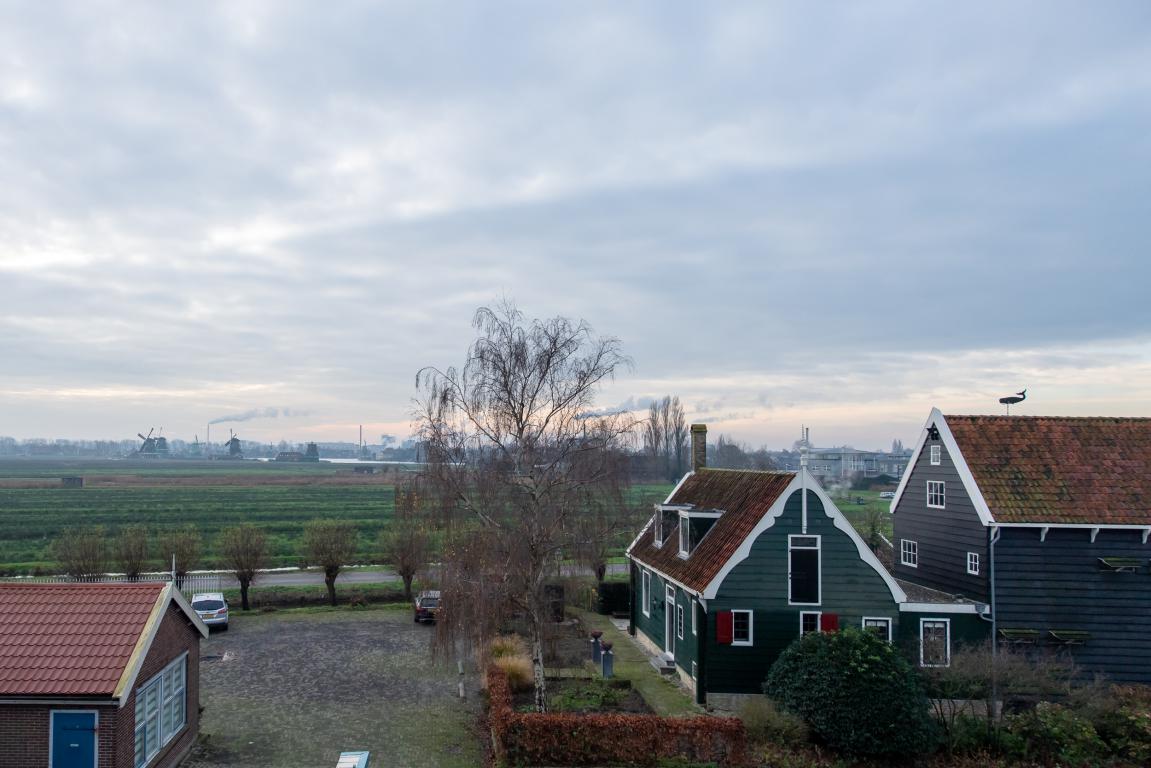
<box><xmin>413</xmin><ymin>590</ymin><xmax>441</xmax><ymax>623</ymax></box>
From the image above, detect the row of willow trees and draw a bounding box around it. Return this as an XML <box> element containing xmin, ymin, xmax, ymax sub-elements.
<box><xmin>50</xmin><ymin>518</ymin><xmax>408</xmax><ymax>610</ymax></box>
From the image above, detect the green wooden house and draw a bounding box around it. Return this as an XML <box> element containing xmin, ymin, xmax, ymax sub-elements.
<box><xmin>626</xmin><ymin>425</ymin><xmax>988</xmax><ymax>709</ymax></box>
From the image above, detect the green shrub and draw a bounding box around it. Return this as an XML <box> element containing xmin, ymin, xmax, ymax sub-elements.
<box><xmin>1004</xmin><ymin>702</ymin><xmax>1107</xmax><ymax>766</ymax></box>
<box><xmin>738</xmin><ymin>697</ymin><xmax>809</xmax><ymax>747</ymax></box>
<box><xmin>764</xmin><ymin>628</ymin><xmax>937</xmax><ymax>757</ymax></box>
<box><xmin>1082</xmin><ymin>684</ymin><xmax>1151</xmax><ymax>763</ymax></box>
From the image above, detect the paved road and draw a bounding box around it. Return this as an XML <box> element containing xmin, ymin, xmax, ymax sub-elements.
<box><xmin>218</xmin><ymin>562</ymin><xmax>627</xmax><ymax>589</ymax></box>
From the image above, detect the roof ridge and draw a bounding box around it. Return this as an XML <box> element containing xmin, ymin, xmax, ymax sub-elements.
<box><xmin>945</xmin><ymin>414</ymin><xmax>1150</xmax><ymax>421</ymax></box>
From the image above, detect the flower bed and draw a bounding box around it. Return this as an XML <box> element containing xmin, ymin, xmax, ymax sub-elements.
<box><xmin>488</xmin><ymin>665</ymin><xmax>747</xmax><ymax>766</ymax></box>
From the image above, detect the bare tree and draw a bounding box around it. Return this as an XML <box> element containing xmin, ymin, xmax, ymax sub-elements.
<box><xmin>381</xmin><ymin>483</ymin><xmax>431</xmax><ymax>601</ymax></box>
<box><xmin>156</xmin><ymin>525</ymin><xmax>201</xmax><ymax>589</ymax></box>
<box><xmin>219</xmin><ymin>524</ymin><xmax>267</xmax><ymax>611</ymax></box>
<box><xmin>53</xmin><ymin>527</ymin><xmax>107</xmax><ymax>579</ymax></box>
<box><xmin>304</xmin><ymin>520</ymin><xmax>358</xmax><ymax>606</ymax></box>
<box><xmin>642</xmin><ymin>396</ymin><xmax>688</xmax><ymax>480</ymax></box>
<box><xmin>114</xmin><ymin>525</ymin><xmax>149</xmax><ymax>581</ymax></box>
<box><xmin>415</xmin><ymin>302</ymin><xmax>633</xmax><ymax>711</ymax></box>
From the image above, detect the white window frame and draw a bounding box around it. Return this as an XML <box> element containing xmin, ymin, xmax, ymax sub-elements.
<box><xmin>967</xmin><ymin>552</ymin><xmax>980</xmax><ymax>575</ymax></box>
<box><xmin>691</xmin><ymin>601</ymin><xmax>698</xmax><ymax>636</ymax></box>
<box><xmin>920</xmin><ymin>618</ymin><xmax>951</xmax><ymax>668</ymax></box>
<box><xmin>641</xmin><ymin>570</ymin><xmax>651</xmax><ymax>618</ymax></box>
<box><xmin>930</xmin><ymin>444</ymin><xmax>941</xmax><ymax>466</ymax></box>
<box><xmin>653</xmin><ymin>512</ymin><xmax>663</xmax><ymax>547</ymax></box>
<box><xmin>134</xmin><ymin>652</ymin><xmax>188</xmax><ymax>768</ymax></box>
<box><xmin>691</xmin><ymin>661</ymin><xmax>697</xmax><ymax>680</ymax></box>
<box><xmin>677</xmin><ymin>604</ymin><xmax>685</xmax><ymax>640</ymax></box>
<box><xmin>787</xmin><ymin>534</ymin><xmax>822</xmax><ymax>606</ymax></box>
<box><xmin>927</xmin><ymin>480</ymin><xmax>946</xmax><ymax>509</ymax></box>
<box><xmin>678</xmin><ymin>513</ymin><xmax>690</xmax><ymax>558</ymax></box>
<box><xmin>862</xmin><ymin>616</ymin><xmax>893</xmax><ymax>642</ymax></box>
<box><xmin>900</xmin><ymin>539</ymin><xmax>918</xmax><ymax>568</ymax></box>
<box><xmin>50</xmin><ymin>710</ymin><xmax>99</xmax><ymax>768</ymax></box>
<box><xmin>731</xmin><ymin>609</ymin><xmax>753</xmax><ymax>646</ymax></box>
<box><xmin>799</xmin><ymin>611</ymin><xmax>821</xmax><ymax>636</ymax></box>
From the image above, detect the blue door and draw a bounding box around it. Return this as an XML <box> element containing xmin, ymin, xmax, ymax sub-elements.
<box><xmin>51</xmin><ymin>712</ymin><xmax>96</xmax><ymax>768</ymax></box>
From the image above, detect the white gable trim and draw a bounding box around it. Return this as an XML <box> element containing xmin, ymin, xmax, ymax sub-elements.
<box><xmin>890</xmin><ymin>408</ymin><xmax>995</xmax><ymax>526</ymax></box>
<box><xmin>113</xmin><ymin>583</ymin><xmax>208</xmax><ymax>706</ymax></box>
<box><xmin>625</xmin><ymin>553</ymin><xmax>701</xmax><ymax>597</ymax></box>
<box><xmin>699</xmin><ymin>471</ymin><xmax>907</xmax><ymax>603</ymax></box>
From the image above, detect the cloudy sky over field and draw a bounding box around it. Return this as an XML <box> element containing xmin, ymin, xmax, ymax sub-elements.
<box><xmin>2</xmin><ymin>1</ymin><xmax>1150</xmax><ymax>448</ymax></box>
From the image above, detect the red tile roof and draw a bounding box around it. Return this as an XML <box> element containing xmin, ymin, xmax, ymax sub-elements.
<box><xmin>0</xmin><ymin>582</ymin><xmax>166</xmax><ymax>697</ymax></box>
<box><xmin>946</xmin><ymin>415</ymin><xmax>1151</xmax><ymax>525</ymax></box>
<box><xmin>628</xmin><ymin>469</ymin><xmax>796</xmax><ymax>593</ymax></box>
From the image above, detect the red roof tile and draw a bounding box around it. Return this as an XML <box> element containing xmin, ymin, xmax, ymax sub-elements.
<box><xmin>0</xmin><ymin>582</ymin><xmax>165</xmax><ymax>697</ymax></box>
<box><xmin>629</xmin><ymin>469</ymin><xmax>796</xmax><ymax>592</ymax></box>
<box><xmin>946</xmin><ymin>415</ymin><xmax>1151</xmax><ymax>525</ymax></box>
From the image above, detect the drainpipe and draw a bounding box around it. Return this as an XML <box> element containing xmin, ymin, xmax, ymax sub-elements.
<box><xmin>988</xmin><ymin>526</ymin><xmax>1001</xmax><ymax>654</ymax></box>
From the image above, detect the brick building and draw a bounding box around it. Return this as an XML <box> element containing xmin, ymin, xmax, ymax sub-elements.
<box><xmin>0</xmin><ymin>582</ymin><xmax>207</xmax><ymax>768</ymax></box>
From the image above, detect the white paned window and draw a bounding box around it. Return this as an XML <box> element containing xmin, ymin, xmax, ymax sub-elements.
<box><xmin>641</xmin><ymin>571</ymin><xmax>651</xmax><ymax>617</ymax></box>
<box><xmin>921</xmin><ymin>619</ymin><xmax>951</xmax><ymax>667</ymax></box>
<box><xmin>135</xmin><ymin>654</ymin><xmax>187</xmax><ymax>768</ymax></box>
<box><xmin>678</xmin><ymin>517</ymin><xmax>690</xmax><ymax>558</ymax></box>
<box><xmin>927</xmin><ymin>481</ymin><xmax>946</xmax><ymax>508</ymax></box>
<box><xmin>653</xmin><ymin>513</ymin><xmax>663</xmax><ymax>546</ymax></box>
<box><xmin>800</xmin><ymin>611</ymin><xmax>821</xmax><ymax>636</ymax></box>
<box><xmin>930</xmin><ymin>445</ymin><xmax>941</xmax><ymax>465</ymax></box>
<box><xmin>677</xmin><ymin>604</ymin><xmax>685</xmax><ymax>639</ymax></box>
<box><xmin>732</xmin><ymin>610</ymin><xmax>753</xmax><ymax>646</ymax></box>
<box><xmin>691</xmin><ymin>602</ymin><xmax>697</xmax><ymax>636</ymax></box>
<box><xmin>691</xmin><ymin>661</ymin><xmax>697</xmax><ymax>679</ymax></box>
<box><xmin>863</xmin><ymin>617</ymin><xmax>892</xmax><ymax>641</ymax></box>
<box><xmin>967</xmin><ymin>552</ymin><xmax>980</xmax><ymax>575</ymax></box>
<box><xmin>900</xmin><ymin>539</ymin><xmax>918</xmax><ymax>567</ymax></box>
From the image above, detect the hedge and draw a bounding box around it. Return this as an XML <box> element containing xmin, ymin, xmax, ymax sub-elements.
<box><xmin>595</xmin><ymin>581</ymin><xmax>631</xmax><ymax>615</ymax></box>
<box><xmin>488</xmin><ymin>666</ymin><xmax>747</xmax><ymax>766</ymax></box>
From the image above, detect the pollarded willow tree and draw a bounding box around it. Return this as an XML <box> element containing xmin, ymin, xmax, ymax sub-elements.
<box><xmin>415</xmin><ymin>302</ymin><xmax>634</xmax><ymax>712</ymax></box>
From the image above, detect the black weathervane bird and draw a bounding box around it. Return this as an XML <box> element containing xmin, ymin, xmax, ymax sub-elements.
<box><xmin>999</xmin><ymin>389</ymin><xmax>1027</xmax><ymax>414</ymax></box>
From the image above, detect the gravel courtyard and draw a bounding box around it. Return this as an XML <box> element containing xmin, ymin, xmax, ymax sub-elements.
<box><xmin>184</xmin><ymin>607</ymin><xmax>483</xmax><ymax>768</ymax></box>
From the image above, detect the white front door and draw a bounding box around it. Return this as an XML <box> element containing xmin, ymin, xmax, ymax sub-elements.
<box><xmin>664</xmin><ymin>585</ymin><xmax>676</xmax><ymax>657</ymax></box>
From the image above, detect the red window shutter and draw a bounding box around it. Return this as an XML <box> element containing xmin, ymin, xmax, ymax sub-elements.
<box><xmin>716</xmin><ymin>611</ymin><xmax>733</xmax><ymax>644</ymax></box>
<box><xmin>820</xmin><ymin>613</ymin><xmax>839</xmax><ymax>632</ymax></box>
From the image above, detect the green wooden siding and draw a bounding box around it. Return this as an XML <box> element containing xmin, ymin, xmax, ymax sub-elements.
<box><xmin>705</xmin><ymin>489</ymin><xmax>901</xmax><ymax>694</ymax></box>
<box><xmin>896</xmin><ymin>610</ymin><xmax>990</xmax><ymax>666</ymax></box>
<box><xmin>631</xmin><ymin>565</ymin><xmax>702</xmax><ymax>678</ymax></box>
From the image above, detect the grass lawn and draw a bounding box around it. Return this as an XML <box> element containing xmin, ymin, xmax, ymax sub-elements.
<box><xmin>185</xmin><ymin>606</ymin><xmax>482</xmax><ymax>768</ymax></box>
<box><xmin>575</xmin><ymin>609</ymin><xmax>699</xmax><ymax>717</ymax></box>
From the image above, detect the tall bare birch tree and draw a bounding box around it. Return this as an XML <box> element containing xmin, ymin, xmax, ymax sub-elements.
<box><xmin>415</xmin><ymin>302</ymin><xmax>632</xmax><ymax>712</ymax></box>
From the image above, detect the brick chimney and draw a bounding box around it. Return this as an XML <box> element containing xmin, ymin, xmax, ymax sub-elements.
<box><xmin>691</xmin><ymin>424</ymin><xmax>707</xmax><ymax>472</ymax></box>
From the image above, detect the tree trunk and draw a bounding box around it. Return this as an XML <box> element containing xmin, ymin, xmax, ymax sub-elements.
<box><xmin>239</xmin><ymin>577</ymin><xmax>251</xmax><ymax>611</ymax></box>
<box><xmin>529</xmin><ymin>604</ymin><xmax>549</xmax><ymax>712</ymax></box>
<box><xmin>325</xmin><ymin>572</ymin><xmax>338</xmax><ymax>606</ymax></box>
<box><xmin>402</xmin><ymin>573</ymin><xmax>413</xmax><ymax>602</ymax></box>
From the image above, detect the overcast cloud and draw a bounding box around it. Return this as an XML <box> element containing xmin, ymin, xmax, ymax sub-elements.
<box><xmin>1</xmin><ymin>1</ymin><xmax>1149</xmax><ymax>448</ymax></box>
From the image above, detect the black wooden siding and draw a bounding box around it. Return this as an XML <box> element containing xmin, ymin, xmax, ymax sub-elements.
<box><xmin>892</xmin><ymin>434</ymin><xmax>989</xmax><ymax>601</ymax></box>
<box><xmin>994</xmin><ymin>527</ymin><xmax>1151</xmax><ymax>684</ymax></box>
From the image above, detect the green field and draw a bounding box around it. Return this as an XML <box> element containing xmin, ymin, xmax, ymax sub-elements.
<box><xmin>0</xmin><ymin>484</ymin><xmax>395</xmax><ymax>572</ymax></box>
<box><xmin>0</xmin><ymin>459</ymin><xmax>673</xmax><ymax>574</ymax></box>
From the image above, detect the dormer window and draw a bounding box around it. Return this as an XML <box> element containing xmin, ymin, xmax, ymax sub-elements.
<box><xmin>676</xmin><ymin>509</ymin><xmax>723</xmax><ymax>558</ymax></box>
<box><xmin>653</xmin><ymin>510</ymin><xmax>664</xmax><ymax>547</ymax></box>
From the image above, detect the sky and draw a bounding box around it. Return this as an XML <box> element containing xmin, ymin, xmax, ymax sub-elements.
<box><xmin>1</xmin><ymin>1</ymin><xmax>1150</xmax><ymax>450</ymax></box>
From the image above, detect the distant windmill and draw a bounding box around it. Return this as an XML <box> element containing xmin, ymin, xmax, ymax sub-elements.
<box><xmin>999</xmin><ymin>389</ymin><xmax>1027</xmax><ymax>415</ymax></box>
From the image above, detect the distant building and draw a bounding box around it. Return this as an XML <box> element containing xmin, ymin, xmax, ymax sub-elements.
<box><xmin>769</xmin><ymin>445</ymin><xmax>910</xmax><ymax>482</ymax></box>
<box><xmin>274</xmin><ymin>451</ymin><xmax>305</xmax><ymax>462</ymax></box>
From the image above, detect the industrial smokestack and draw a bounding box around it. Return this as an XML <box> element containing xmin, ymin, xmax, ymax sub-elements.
<box><xmin>691</xmin><ymin>424</ymin><xmax>707</xmax><ymax>472</ymax></box>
